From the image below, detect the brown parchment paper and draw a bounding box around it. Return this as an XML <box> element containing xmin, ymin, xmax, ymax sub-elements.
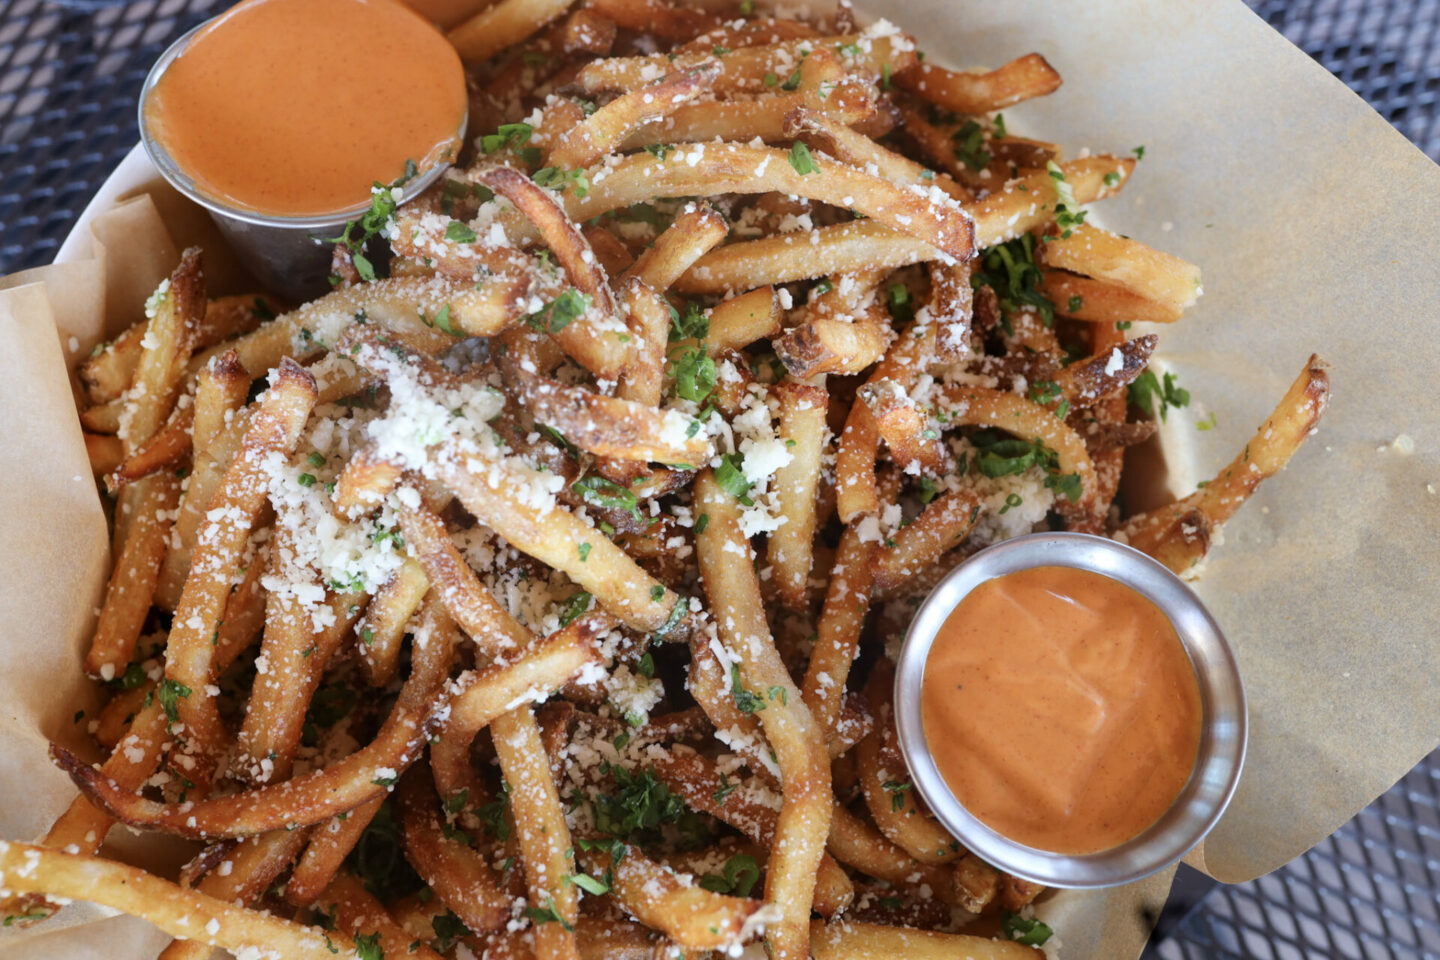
<box><xmin>3</xmin><ymin>1</ymin><xmax>1439</xmax><ymax>957</ymax></box>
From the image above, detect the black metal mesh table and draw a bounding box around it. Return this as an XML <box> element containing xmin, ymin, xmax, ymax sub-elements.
<box><xmin>1</xmin><ymin>1</ymin><xmax>1437</xmax><ymax>957</ymax></box>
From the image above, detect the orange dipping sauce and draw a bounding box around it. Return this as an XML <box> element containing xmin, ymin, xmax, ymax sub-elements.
<box><xmin>921</xmin><ymin>566</ymin><xmax>1202</xmax><ymax>855</ymax></box>
<box><xmin>144</xmin><ymin>0</ymin><xmax>467</xmax><ymax>217</ymax></box>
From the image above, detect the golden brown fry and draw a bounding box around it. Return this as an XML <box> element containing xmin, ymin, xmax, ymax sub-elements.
<box><xmin>399</xmin><ymin>503</ymin><xmax>533</xmax><ymax>653</ymax></box>
<box><xmin>785</xmin><ymin>104</ymin><xmax>969</xmax><ymax>201</ymax></box>
<box><xmin>84</xmin><ymin>432</ymin><xmax>123</xmax><ymax>474</ymax></box>
<box><xmin>164</xmin><ymin>359</ymin><xmax>318</xmax><ymax>779</ymax></box>
<box><xmin>826</xmin><ymin>803</ymin><xmax>955</xmax><ymax>903</ymax></box>
<box><xmin>1051</xmin><ymin>334</ymin><xmax>1157</xmax><ymax>409</ymax></box>
<box><xmin>111</xmin><ymin>408</ymin><xmax>192</xmax><ymax>484</ymax></box>
<box><xmin>316</xmin><ymin>872</ymin><xmax>448</xmax><ymax>960</ymax></box>
<box><xmin>622</xmin><ymin>204</ymin><xmax>729</xmax><ymax>292</ymax></box>
<box><xmin>355</xmin><ymin>557</ymin><xmax>430</xmax><ymax>685</ymax></box>
<box><xmin>234</xmin><ymin>574</ymin><xmax>366</xmax><ymax>784</ymax></box>
<box><xmin>580</xmin><ymin>843</ymin><xmax>766</xmax><ymax>950</ymax></box>
<box><xmin>1041</xmin><ymin>270</ymin><xmax>1183</xmax><ymax>324</ymax></box>
<box><xmin>678</xmin><ymin>220</ymin><xmax>936</xmax><ymax>294</ymax></box>
<box><xmin>435</xmin><ymin>444</ymin><xmax>686</xmax><ymax>634</ymax></box>
<box><xmin>58</xmin><ymin>598</ymin><xmax>457</xmax><ymax>837</ymax></box>
<box><xmin>574</xmin><ymin>34</ymin><xmax>915</xmax><ymax>95</ymax></box>
<box><xmin>583</xmin><ymin>0</ymin><xmax>722</xmax><ymax>38</ymax></box>
<box><xmin>617</xmin><ymin>78</ymin><xmax>872</xmax><ymax>151</ymax></box>
<box><xmin>898</xmin><ymin>52</ymin><xmax>1062</xmax><ymax>115</ymax></box>
<box><xmin>493</xmin><ymin>707</ymin><xmax>580</xmax><ymax>960</ymax></box>
<box><xmin>396</xmin><ymin>764</ymin><xmax>511</xmax><ymax>935</ymax></box>
<box><xmin>448</xmin><ymin>0</ymin><xmax>574</xmax><ymax>63</ymax></box>
<box><xmin>286</xmin><ymin>796</ymin><xmax>384</xmax><ymax>908</ymax></box>
<box><xmin>858</xmin><ymin>662</ymin><xmax>960</xmax><ymax>864</ymax></box>
<box><xmin>767</xmin><ymin>381</ymin><xmax>828</xmax><ymax>610</ymax></box>
<box><xmin>539</xmin><ymin>143</ymin><xmax>974</xmax><ymax>263</ymax></box>
<box><xmin>157</xmin><ymin>830</ymin><xmax>312</xmax><ymax>960</ymax></box>
<box><xmin>652</xmin><ymin>750</ymin><xmax>854</xmax><ymax>918</ymax></box>
<box><xmin>802</xmin><ymin>526</ymin><xmax>873</xmax><ymax>751</ymax></box>
<box><xmin>441</xmin><ymin>611</ymin><xmax>608</xmax><ymax>765</ymax></box>
<box><xmin>869</xmin><ymin>488</ymin><xmax>984</xmax><ymax>596</ymax></box>
<box><xmin>550</xmin><ymin>63</ymin><xmax>719</xmax><ymax>170</ymax></box>
<box><xmin>0</xmin><ymin>842</ymin><xmax>370</xmax><ymax>959</ymax></box>
<box><xmin>810</xmin><ymin>918</ymin><xmax>1042</xmax><ymax>960</ymax></box>
<box><xmin>694</xmin><ymin>470</ymin><xmax>833</xmax><ymax>960</ymax></box>
<box><xmin>858</xmin><ymin>378</ymin><xmax>946</xmax><ymax>475</ymax></box>
<box><xmin>704</xmin><ymin>287</ymin><xmax>782</xmax><ymax>353</ymax></box>
<box><xmin>1038</xmin><ymin>222</ymin><xmax>1202</xmax><ymax>313</ymax></box>
<box><xmin>1122</xmin><ymin>356</ymin><xmax>1330</xmax><ymax>573</ymax></box>
<box><xmin>776</xmin><ymin>306</ymin><xmax>891</xmax><ymax>378</ymax></box>
<box><xmin>156</xmin><ymin>350</ymin><xmax>252</xmax><ymax>609</ymax></box>
<box><xmin>615</xmin><ymin>277</ymin><xmax>670</xmax><ymax>411</ymax></box>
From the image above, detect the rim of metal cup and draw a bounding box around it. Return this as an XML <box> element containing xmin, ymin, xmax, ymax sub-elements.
<box><xmin>137</xmin><ymin>18</ymin><xmax>466</xmax><ymax>232</ymax></box>
<box><xmin>892</xmin><ymin>531</ymin><xmax>1247</xmax><ymax>889</ymax></box>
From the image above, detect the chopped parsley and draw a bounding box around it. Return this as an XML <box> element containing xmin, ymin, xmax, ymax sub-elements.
<box><xmin>352</xmin><ymin>932</ymin><xmax>384</xmax><ymax>960</ymax></box>
<box><xmin>322</xmin><ymin>160</ymin><xmax>418</xmax><ymax>282</ymax></box>
<box><xmin>670</xmin><ymin>345</ymin><xmax>716</xmax><ymax>404</ymax></box>
<box><xmin>952</xmin><ymin>120</ymin><xmax>992</xmax><ymax>172</ymax></box>
<box><xmin>699</xmin><ymin>853</ymin><xmax>760</xmax><ymax>897</ymax></box>
<box><xmin>969</xmin><ymin>429</ymin><xmax>1082</xmax><ymax>503</ymax></box>
<box><xmin>481</xmin><ymin>122</ymin><xmax>533</xmax><ymax>155</ymax></box>
<box><xmin>713</xmin><ymin>453</ymin><xmax>754</xmax><ymax>506</ymax></box>
<box><xmin>887</xmin><ymin>282</ymin><xmax>914</xmax><ymax>326</ymax></box>
<box><xmin>882</xmin><ymin>779</ymin><xmax>912</xmax><ymax>813</ymax></box>
<box><xmin>533</xmin><ymin>166</ymin><xmax>591</xmax><ymax>198</ymax></box>
<box><xmin>157</xmin><ymin>678</ymin><xmax>191</xmax><ymax>724</ymax></box>
<box><xmin>788</xmin><ymin>142</ymin><xmax>818</xmax><ymax>176</ymax></box>
<box><xmin>558</xmin><ymin>591</ymin><xmax>593</xmax><ymax>628</ymax></box>
<box><xmin>1003</xmin><ymin>912</ymin><xmax>1054</xmax><ymax>946</ymax></box>
<box><xmin>730</xmin><ymin>665</ymin><xmax>766</xmax><ymax>714</ymax></box>
<box><xmin>572</xmin><ymin>475</ymin><xmax>643</xmax><ymax>520</ymax></box>
<box><xmin>1046</xmin><ymin>161</ymin><xmax>1086</xmax><ymax>237</ymax></box>
<box><xmin>1128</xmin><ymin>369</ymin><xmax>1190</xmax><ymax>422</ymax></box>
<box><xmin>592</xmin><ymin>767</ymin><xmax>707</xmax><ymax>847</ymax></box>
<box><xmin>526</xmin><ymin>289</ymin><xmax>592</xmax><ymax>334</ymax></box>
<box><xmin>971</xmin><ymin>234</ymin><xmax>1055</xmax><ymax>329</ymax></box>
<box><xmin>445</xmin><ymin>221</ymin><xmax>477</xmax><ymax>243</ymax></box>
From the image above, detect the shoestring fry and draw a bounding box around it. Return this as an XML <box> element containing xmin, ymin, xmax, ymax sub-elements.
<box><xmin>16</xmin><ymin>2</ymin><xmax>1329</xmax><ymax>959</ymax></box>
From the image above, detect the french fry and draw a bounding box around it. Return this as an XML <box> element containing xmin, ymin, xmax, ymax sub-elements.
<box><xmin>156</xmin><ymin>350</ymin><xmax>252</xmax><ymax>609</ymax></box>
<box><xmin>857</xmin><ymin>661</ymin><xmax>961</xmax><ymax>864</ymax></box>
<box><xmin>355</xmin><ymin>557</ymin><xmax>430</xmax><ymax>685</ymax></box>
<box><xmin>897</xmin><ymin>52</ymin><xmax>1062</xmax><ymax>115</ymax></box>
<box><xmin>110</xmin><ymin>408</ymin><xmax>193</xmax><ymax>484</ymax></box>
<box><xmin>776</xmin><ymin>305</ymin><xmax>891</xmax><ymax>378</ymax></box>
<box><xmin>617</xmin><ymin>78</ymin><xmax>873</xmax><ymax>151</ymax></box>
<box><xmin>1122</xmin><ymin>356</ymin><xmax>1330</xmax><ymax>574</ymax></box>
<box><xmin>694</xmin><ymin>470</ymin><xmax>833</xmax><ymax>960</ymax></box>
<box><xmin>826</xmin><ymin>803</ymin><xmax>955</xmax><ymax>903</ymax></box>
<box><xmin>1042</xmin><ymin>270</ymin><xmax>1182</xmax><ymax>324</ymax></box>
<box><xmin>435</xmin><ymin>445</ymin><xmax>687</xmax><ymax>634</ymax></box>
<box><xmin>234</xmin><ymin>573</ymin><xmax>367</xmax><ymax>783</ymax></box>
<box><xmin>1050</xmin><ymin>333</ymin><xmax>1157</xmax><ymax>408</ymax></box>
<box><xmin>399</xmin><ymin>503</ymin><xmax>533</xmax><ymax>653</ymax></box>
<box><xmin>802</xmin><ymin>526</ymin><xmax>873</xmax><ymax>750</ymax></box>
<box><xmin>286</xmin><ymin>796</ymin><xmax>384</xmax><ymax>908</ymax></box>
<box><xmin>84</xmin><ymin>432</ymin><xmax>123</xmax><ymax>474</ymax></box>
<box><xmin>493</xmin><ymin>707</ymin><xmax>581</xmax><ymax>960</ymax></box>
<box><xmin>550</xmin><ymin>63</ymin><xmax>720</xmax><ymax>170</ymax></box>
<box><xmin>316</xmin><ymin>871</ymin><xmax>448</xmax><ymax>960</ymax></box>
<box><xmin>0</xmin><ymin>842</ymin><xmax>372</xmax><ymax>959</ymax></box>
<box><xmin>785</xmin><ymin>104</ymin><xmax>970</xmax><ymax>201</ymax></box>
<box><xmin>622</xmin><ymin>204</ymin><xmax>729</xmax><ymax>292</ymax></box>
<box><xmin>58</xmin><ymin>597</ymin><xmax>457</xmax><ymax>837</ymax></box>
<box><xmin>448</xmin><ymin>0</ymin><xmax>575</xmax><ymax>63</ymax></box>
<box><xmin>767</xmin><ymin>381</ymin><xmax>828</xmax><ymax>610</ymax></box>
<box><xmin>869</xmin><ymin>488</ymin><xmax>984</xmax><ymax>596</ymax></box>
<box><xmin>580</xmin><ymin>842</ymin><xmax>767</xmax><ymax>949</ymax></box>
<box><xmin>651</xmin><ymin>749</ymin><xmax>854</xmax><ymax>918</ymax></box>
<box><xmin>574</xmin><ymin>34</ymin><xmax>916</xmax><ymax>95</ymax></box>
<box><xmin>809</xmin><ymin>918</ymin><xmax>1042</xmax><ymax>960</ymax></box>
<box><xmin>163</xmin><ymin>359</ymin><xmax>318</xmax><ymax>780</ymax></box>
<box><xmin>396</xmin><ymin>764</ymin><xmax>511</xmax><ymax>935</ymax></box>
<box><xmin>156</xmin><ymin>829</ymin><xmax>312</xmax><ymax>960</ymax></box>
<box><xmin>704</xmin><ymin>287</ymin><xmax>782</xmax><ymax>353</ymax></box>
<box><xmin>583</xmin><ymin>0</ymin><xmax>723</xmax><ymax>40</ymax></box>
<box><xmin>1038</xmin><ymin>222</ymin><xmax>1202</xmax><ymax>314</ymax></box>
<box><xmin>532</xmin><ymin>143</ymin><xmax>974</xmax><ymax>262</ymax></box>
<box><xmin>858</xmin><ymin>378</ymin><xmax>947</xmax><ymax>475</ymax></box>
<box><xmin>440</xmin><ymin>612</ymin><xmax>608</xmax><ymax>766</ymax></box>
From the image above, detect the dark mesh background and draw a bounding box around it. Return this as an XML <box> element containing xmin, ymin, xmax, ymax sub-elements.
<box><xmin>1</xmin><ymin>1</ymin><xmax>1436</xmax><ymax>956</ymax></box>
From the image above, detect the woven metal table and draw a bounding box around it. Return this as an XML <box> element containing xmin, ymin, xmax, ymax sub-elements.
<box><xmin>1</xmin><ymin>1</ymin><xmax>1436</xmax><ymax>958</ymax></box>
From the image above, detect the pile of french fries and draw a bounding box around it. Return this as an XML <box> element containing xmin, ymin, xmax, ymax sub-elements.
<box><xmin>6</xmin><ymin>1</ymin><xmax>1331</xmax><ymax>958</ymax></box>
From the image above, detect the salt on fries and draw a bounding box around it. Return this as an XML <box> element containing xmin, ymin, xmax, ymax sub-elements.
<box><xmin>18</xmin><ymin>2</ymin><xmax>1329</xmax><ymax>959</ymax></box>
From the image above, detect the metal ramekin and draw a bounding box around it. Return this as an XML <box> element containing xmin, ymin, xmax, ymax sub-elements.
<box><xmin>137</xmin><ymin>19</ymin><xmax>466</xmax><ymax>303</ymax></box>
<box><xmin>893</xmin><ymin>532</ymin><xmax>1247</xmax><ymax>889</ymax></box>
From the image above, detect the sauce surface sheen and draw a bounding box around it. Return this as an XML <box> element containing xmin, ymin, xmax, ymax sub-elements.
<box><xmin>145</xmin><ymin>0</ymin><xmax>466</xmax><ymax>216</ymax></box>
<box><xmin>921</xmin><ymin>565</ymin><xmax>1202</xmax><ymax>854</ymax></box>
